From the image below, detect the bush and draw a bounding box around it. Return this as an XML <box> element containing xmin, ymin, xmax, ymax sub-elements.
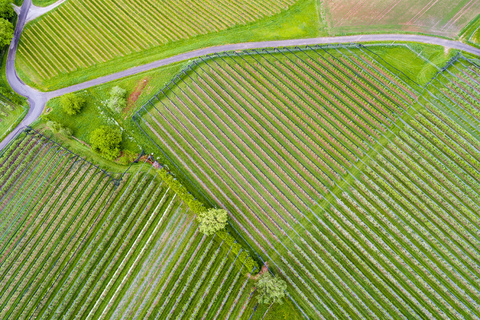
<box><xmin>117</xmin><ymin>150</ymin><xmax>137</xmax><ymax>165</ymax></box>
<box><xmin>90</xmin><ymin>126</ymin><xmax>122</xmax><ymax>160</ymax></box>
<box><xmin>107</xmin><ymin>86</ymin><xmax>127</xmax><ymax>113</ymax></box>
<box><xmin>157</xmin><ymin>168</ymin><xmax>206</xmax><ymax>214</ymax></box>
<box><xmin>61</xmin><ymin>93</ymin><xmax>85</xmax><ymax>115</ymax></box>
<box><xmin>0</xmin><ymin>87</ymin><xmax>22</xmax><ymax>105</ymax></box>
<box><xmin>46</xmin><ymin>121</ymin><xmax>73</xmax><ymax>136</ymax></box>
<box><xmin>217</xmin><ymin>230</ymin><xmax>258</xmax><ymax>274</ymax></box>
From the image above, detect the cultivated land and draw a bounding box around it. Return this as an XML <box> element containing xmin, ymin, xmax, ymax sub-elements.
<box><xmin>16</xmin><ymin>0</ymin><xmax>309</xmax><ymax>89</ymax></box>
<box><xmin>135</xmin><ymin>44</ymin><xmax>422</xmax><ymax>227</ymax></box>
<box><xmin>0</xmin><ymin>100</ymin><xmax>25</xmax><ymax>142</ymax></box>
<box><xmin>0</xmin><ymin>132</ymin><xmax>257</xmax><ymax>319</ymax></box>
<box><xmin>460</xmin><ymin>15</ymin><xmax>480</xmax><ymax>48</ymax></box>
<box><xmin>4</xmin><ymin>0</ymin><xmax>480</xmax><ymax>318</ymax></box>
<box><xmin>136</xmin><ymin>45</ymin><xmax>480</xmax><ymax>318</ymax></box>
<box><xmin>325</xmin><ymin>0</ymin><xmax>480</xmax><ymax>37</ymax></box>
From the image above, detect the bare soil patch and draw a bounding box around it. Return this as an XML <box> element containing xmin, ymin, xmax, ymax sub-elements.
<box><xmin>123</xmin><ymin>77</ymin><xmax>150</xmax><ymax>117</ymax></box>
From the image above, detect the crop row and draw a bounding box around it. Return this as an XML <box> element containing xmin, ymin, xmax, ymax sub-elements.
<box><xmin>18</xmin><ymin>0</ymin><xmax>297</xmax><ymax>80</ymax></box>
<box><xmin>135</xmin><ymin>52</ymin><xmax>480</xmax><ymax>318</ymax></box>
<box><xmin>0</xmin><ymin>135</ymin><xmax>253</xmax><ymax>319</ymax></box>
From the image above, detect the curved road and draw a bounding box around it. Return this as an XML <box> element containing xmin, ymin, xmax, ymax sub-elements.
<box><xmin>2</xmin><ymin>0</ymin><xmax>480</xmax><ymax>150</ymax></box>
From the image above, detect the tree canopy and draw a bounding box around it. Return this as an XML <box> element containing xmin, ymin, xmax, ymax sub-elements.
<box><xmin>90</xmin><ymin>126</ymin><xmax>122</xmax><ymax>160</ymax></box>
<box><xmin>107</xmin><ymin>86</ymin><xmax>127</xmax><ymax>113</ymax></box>
<box><xmin>197</xmin><ymin>208</ymin><xmax>228</xmax><ymax>236</ymax></box>
<box><xmin>0</xmin><ymin>18</ymin><xmax>13</xmax><ymax>48</ymax></box>
<box><xmin>256</xmin><ymin>272</ymin><xmax>287</xmax><ymax>304</ymax></box>
<box><xmin>61</xmin><ymin>93</ymin><xmax>85</xmax><ymax>115</ymax></box>
<box><xmin>0</xmin><ymin>0</ymin><xmax>14</xmax><ymax>20</ymax></box>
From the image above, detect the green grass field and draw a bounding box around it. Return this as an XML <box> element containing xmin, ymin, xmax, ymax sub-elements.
<box><xmin>324</xmin><ymin>0</ymin><xmax>480</xmax><ymax>37</ymax></box>
<box><xmin>0</xmin><ymin>131</ymin><xmax>262</xmax><ymax>319</ymax></box>
<box><xmin>16</xmin><ymin>0</ymin><xmax>326</xmax><ymax>90</ymax></box>
<box><xmin>135</xmin><ymin>44</ymin><xmax>480</xmax><ymax>318</ymax></box>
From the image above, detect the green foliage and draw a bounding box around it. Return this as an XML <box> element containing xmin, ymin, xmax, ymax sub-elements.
<box><xmin>61</xmin><ymin>93</ymin><xmax>85</xmax><ymax>115</ymax></box>
<box><xmin>0</xmin><ymin>87</ymin><xmax>23</xmax><ymax>105</ymax></box>
<box><xmin>157</xmin><ymin>168</ymin><xmax>206</xmax><ymax>214</ymax></box>
<box><xmin>256</xmin><ymin>272</ymin><xmax>287</xmax><ymax>304</ymax></box>
<box><xmin>117</xmin><ymin>150</ymin><xmax>137</xmax><ymax>165</ymax></box>
<box><xmin>46</xmin><ymin>120</ymin><xmax>72</xmax><ymax>136</ymax></box>
<box><xmin>216</xmin><ymin>229</ymin><xmax>258</xmax><ymax>274</ymax></box>
<box><xmin>0</xmin><ymin>0</ymin><xmax>14</xmax><ymax>20</ymax></box>
<box><xmin>197</xmin><ymin>208</ymin><xmax>228</xmax><ymax>236</ymax></box>
<box><xmin>107</xmin><ymin>86</ymin><xmax>127</xmax><ymax>113</ymax></box>
<box><xmin>262</xmin><ymin>298</ymin><xmax>302</xmax><ymax>320</ymax></box>
<box><xmin>156</xmin><ymin>168</ymin><xmax>258</xmax><ymax>274</ymax></box>
<box><xmin>0</xmin><ymin>18</ymin><xmax>13</xmax><ymax>48</ymax></box>
<box><xmin>90</xmin><ymin>126</ymin><xmax>122</xmax><ymax>160</ymax></box>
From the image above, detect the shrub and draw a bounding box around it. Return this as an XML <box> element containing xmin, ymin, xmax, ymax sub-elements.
<box><xmin>107</xmin><ymin>86</ymin><xmax>127</xmax><ymax>113</ymax></box>
<box><xmin>90</xmin><ymin>126</ymin><xmax>122</xmax><ymax>160</ymax></box>
<box><xmin>216</xmin><ymin>230</ymin><xmax>259</xmax><ymax>274</ymax></box>
<box><xmin>46</xmin><ymin>121</ymin><xmax>73</xmax><ymax>136</ymax></box>
<box><xmin>0</xmin><ymin>87</ymin><xmax>23</xmax><ymax>105</ymax></box>
<box><xmin>157</xmin><ymin>168</ymin><xmax>206</xmax><ymax>214</ymax></box>
<box><xmin>117</xmin><ymin>150</ymin><xmax>137</xmax><ymax>165</ymax></box>
<box><xmin>61</xmin><ymin>93</ymin><xmax>85</xmax><ymax>115</ymax></box>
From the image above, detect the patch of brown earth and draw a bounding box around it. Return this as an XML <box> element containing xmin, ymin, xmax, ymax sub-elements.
<box><xmin>249</xmin><ymin>261</ymin><xmax>269</xmax><ymax>280</ymax></box>
<box><xmin>139</xmin><ymin>154</ymin><xmax>155</xmax><ymax>165</ymax></box>
<box><xmin>123</xmin><ymin>77</ymin><xmax>150</xmax><ymax>118</ymax></box>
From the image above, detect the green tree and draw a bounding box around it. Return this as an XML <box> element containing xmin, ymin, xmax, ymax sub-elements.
<box><xmin>256</xmin><ymin>272</ymin><xmax>287</xmax><ymax>304</ymax></box>
<box><xmin>61</xmin><ymin>93</ymin><xmax>85</xmax><ymax>115</ymax></box>
<box><xmin>197</xmin><ymin>208</ymin><xmax>228</xmax><ymax>236</ymax></box>
<box><xmin>0</xmin><ymin>0</ymin><xmax>14</xmax><ymax>20</ymax></box>
<box><xmin>107</xmin><ymin>86</ymin><xmax>127</xmax><ymax>113</ymax></box>
<box><xmin>0</xmin><ymin>18</ymin><xmax>13</xmax><ymax>48</ymax></box>
<box><xmin>90</xmin><ymin>126</ymin><xmax>122</xmax><ymax>160</ymax></box>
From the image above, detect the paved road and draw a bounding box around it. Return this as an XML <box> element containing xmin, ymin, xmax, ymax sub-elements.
<box><xmin>26</xmin><ymin>0</ymin><xmax>67</xmax><ymax>22</ymax></box>
<box><xmin>1</xmin><ymin>0</ymin><xmax>47</xmax><ymax>150</ymax></box>
<box><xmin>2</xmin><ymin>0</ymin><xmax>480</xmax><ymax>150</ymax></box>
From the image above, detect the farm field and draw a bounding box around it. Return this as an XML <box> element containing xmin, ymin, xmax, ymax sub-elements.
<box><xmin>324</xmin><ymin>0</ymin><xmax>480</xmax><ymax>37</ymax></box>
<box><xmin>0</xmin><ymin>132</ymin><xmax>256</xmax><ymax>319</ymax></box>
<box><xmin>136</xmin><ymin>45</ymin><xmax>480</xmax><ymax>318</ymax></box>
<box><xmin>135</xmin><ymin>44</ymin><xmax>421</xmax><ymax>233</ymax></box>
<box><xmin>0</xmin><ymin>100</ymin><xmax>26</xmax><ymax>142</ymax></box>
<box><xmin>460</xmin><ymin>15</ymin><xmax>480</xmax><ymax>47</ymax></box>
<box><xmin>32</xmin><ymin>0</ymin><xmax>60</xmax><ymax>6</ymax></box>
<box><xmin>15</xmin><ymin>0</ymin><xmax>323</xmax><ymax>90</ymax></box>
